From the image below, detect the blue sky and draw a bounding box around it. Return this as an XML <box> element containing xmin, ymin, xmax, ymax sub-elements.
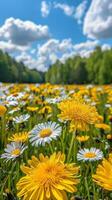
<box><xmin>0</xmin><ymin>0</ymin><xmax>112</xmax><ymax>71</ymax></box>
<box><xmin>0</xmin><ymin>0</ymin><xmax>89</xmax><ymax>42</ymax></box>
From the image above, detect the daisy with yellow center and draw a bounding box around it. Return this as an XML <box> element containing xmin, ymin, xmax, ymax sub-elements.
<box><xmin>76</xmin><ymin>136</ymin><xmax>90</xmax><ymax>142</ymax></box>
<box><xmin>77</xmin><ymin>148</ymin><xmax>103</xmax><ymax>162</ymax></box>
<box><xmin>11</xmin><ymin>149</ymin><xmax>21</xmax><ymax>156</ymax></box>
<box><xmin>1</xmin><ymin>142</ymin><xmax>27</xmax><ymax>161</ymax></box>
<box><xmin>9</xmin><ymin>132</ymin><xmax>29</xmax><ymax>143</ymax></box>
<box><xmin>93</xmin><ymin>154</ymin><xmax>112</xmax><ymax>190</ymax></box>
<box><xmin>58</xmin><ymin>97</ymin><xmax>99</xmax><ymax>131</ymax></box>
<box><xmin>0</xmin><ymin>105</ymin><xmax>7</xmax><ymax>117</ymax></box>
<box><xmin>29</xmin><ymin>122</ymin><xmax>62</xmax><ymax>146</ymax></box>
<box><xmin>17</xmin><ymin>152</ymin><xmax>79</xmax><ymax>200</ymax></box>
<box><xmin>39</xmin><ymin>128</ymin><xmax>52</xmax><ymax>138</ymax></box>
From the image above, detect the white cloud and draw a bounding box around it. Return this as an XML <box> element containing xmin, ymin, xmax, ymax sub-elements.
<box><xmin>37</xmin><ymin>38</ymin><xmax>74</xmax><ymax>70</ymax></box>
<box><xmin>41</xmin><ymin>1</ymin><xmax>51</xmax><ymax>17</ymax></box>
<box><xmin>54</xmin><ymin>3</ymin><xmax>74</xmax><ymax>16</ymax></box>
<box><xmin>49</xmin><ymin>53</ymin><xmax>58</xmax><ymax>64</ymax></box>
<box><xmin>74</xmin><ymin>40</ymin><xmax>99</xmax><ymax>51</ymax></box>
<box><xmin>38</xmin><ymin>38</ymin><xmax>73</xmax><ymax>58</ymax></box>
<box><xmin>38</xmin><ymin>39</ymin><xmax>59</xmax><ymax>56</ymax></box>
<box><xmin>0</xmin><ymin>41</ymin><xmax>28</xmax><ymax>54</ymax></box>
<box><xmin>101</xmin><ymin>44</ymin><xmax>111</xmax><ymax>51</ymax></box>
<box><xmin>15</xmin><ymin>39</ymin><xmax>74</xmax><ymax>71</ymax></box>
<box><xmin>59</xmin><ymin>39</ymin><xmax>73</xmax><ymax>52</ymax></box>
<box><xmin>74</xmin><ymin>40</ymin><xmax>99</xmax><ymax>57</ymax></box>
<box><xmin>74</xmin><ymin>1</ymin><xmax>87</xmax><ymax>24</ymax></box>
<box><xmin>16</xmin><ymin>52</ymin><xmax>49</xmax><ymax>72</ymax></box>
<box><xmin>0</xmin><ymin>18</ymin><xmax>50</xmax><ymax>46</ymax></box>
<box><xmin>41</xmin><ymin>1</ymin><xmax>87</xmax><ymax>24</ymax></box>
<box><xmin>83</xmin><ymin>0</ymin><xmax>112</xmax><ymax>39</ymax></box>
<box><xmin>15</xmin><ymin>39</ymin><xmax>101</xmax><ymax>71</ymax></box>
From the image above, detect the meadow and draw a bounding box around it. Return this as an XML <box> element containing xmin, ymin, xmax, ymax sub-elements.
<box><xmin>0</xmin><ymin>83</ymin><xmax>112</xmax><ymax>200</ymax></box>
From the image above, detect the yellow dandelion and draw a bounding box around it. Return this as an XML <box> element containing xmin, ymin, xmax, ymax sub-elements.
<box><xmin>27</xmin><ymin>106</ymin><xmax>38</xmax><ymax>112</ymax></box>
<box><xmin>17</xmin><ymin>152</ymin><xmax>79</xmax><ymax>200</ymax></box>
<box><xmin>95</xmin><ymin>123</ymin><xmax>110</xmax><ymax>131</ymax></box>
<box><xmin>9</xmin><ymin>132</ymin><xmax>29</xmax><ymax>143</ymax></box>
<box><xmin>107</xmin><ymin>134</ymin><xmax>112</xmax><ymax>140</ymax></box>
<box><xmin>58</xmin><ymin>98</ymin><xmax>99</xmax><ymax>131</ymax></box>
<box><xmin>93</xmin><ymin>153</ymin><xmax>112</xmax><ymax>190</ymax></box>
<box><xmin>0</xmin><ymin>105</ymin><xmax>7</xmax><ymax>116</ymax></box>
<box><xmin>76</xmin><ymin>135</ymin><xmax>89</xmax><ymax>142</ymax></box>
<box><xmin>39</xmin><ymin>105</ymin><xmax>52</xmax><ymax>114</ymax></box>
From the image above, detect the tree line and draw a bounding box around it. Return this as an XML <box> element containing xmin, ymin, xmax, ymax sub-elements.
<box><xmin>0</xmin><ymin>50</ymin><xmax>44</xmax><ymax>83</ymax></box>
<box><xmin>45</xmin><ymin>46</ymin><xmax>112</xmax><ymax>84</ymax></box>
<box><xmin>0</xmin><ymin>47</ymin><xmax>112</xmax><ymax>84</ymax></box>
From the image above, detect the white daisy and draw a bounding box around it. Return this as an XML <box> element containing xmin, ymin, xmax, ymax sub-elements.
<box><xmin>105</xmin><ymin>104</ymin><xmax>111</xmax><ymax>108</ymax></box>
<box><xmin>7</xmin><ymin>100</ymin><xmax>18</xmax><ymax>107</ymax></box>
<box><xmin>29</xmin><ymin>121</ymin><xmax>62</xmax><ymax>146</ymax></box>
<box><xmin>77</xmin><ymin>148</ymin><xmax>103</xmax><ymax>162</ymax></box>
<box><xmin>46</xmin><ymin>97</ymin><xmax>61</xmax><ymax>104</ymax></box>
<box><xmin>69</xmin><ymin>90</ymin><xmax>75</xmax><ymax>95</ymax></box>
<box><xmin>1</xmin><ymin>142</ymin><xmax>27</xmax><ymax>162</ymax></box>
<box><xmin>7</xmin><ymin>92</ymin><xmax>25</xmax><ymax>101</ymax></box>
<box><xmin>13</xmin><ymin>114</ymin><xmax>30</xmax><ymax>124</ymax></box>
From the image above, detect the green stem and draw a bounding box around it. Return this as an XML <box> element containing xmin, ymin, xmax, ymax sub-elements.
<box><xmin>49</xmin><ymin>143</ymin><xmax>54</xmax><ymax>154</ymax></box>
<box><xmin>1</xmin><ymin>115</ymin><xmax>6</xmax><ymax>147</ymax></box>
<box><xmin>85</xmin><ymin>177</ymin><xmax>90</xmax><ymax>200</ymax></box>
<box><xmin>67</xmin><ymin>131</ymin><xmax>76</xmax><ymax>162</ymax></box>
<box><xmin>90</xmin><ymin>163</ymin><xmax>96</xmax><ymax>200</ymax></box>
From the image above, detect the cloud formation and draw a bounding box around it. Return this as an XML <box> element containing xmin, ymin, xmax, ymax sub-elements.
<box><xmin>15</xmin><ymin>39</ymin><xmax>101</xmax><ymax>72</ymax></box>
<box><xmin>83</xmin><ymin>0</ymin><xmax>112</xmax><ymax>39</ymax></box>
<box><xmin>0</xmin><ymin>41</ymin><xmax>27</xmax><ymax>54</ymax></box>
<box><xmin>74</xmin><ymin>1</ymin><xmax>87</xmax><ymax>24</ymax></box>
<box><xmin>41</xmin><ymin>1</ymin><xmax>51</xmax><ymax>17</ymax></box>
<box><xmin>0</xmin><ymin>14</ymin><xmax>111</xmax><ymax>72</ymax></box>
<box><xmin>0</xmin><ymin>18</ymin><xmax>50</xmax><ymax>46</ymax></box>
<box><xmin>54</xmin><ymin>3</ymin><xmax>74</xmax><ymax>16</ymax></box>
<box><xmin>40</xmin><ymin>1</ymin><xmax>87</xmax><ymax>24</ymax></box>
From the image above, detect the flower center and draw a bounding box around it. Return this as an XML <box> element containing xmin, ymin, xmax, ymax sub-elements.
<box><xmin>11</xmin><ymin>148</ymin><xmax>20</xmax><ymax>156</ymax></box>
<box><xmin>33</xmin><ymin>163</ymin><xmax>64</xmax><ymax>186</ymax></box>
<box><xmin>84</xmin><ymin>152</ymin><xmax>96</xmax><ymax>158</ymax></box>
<box><xmin>39</xmin><ymin>128</ymin><xmax>52</xmax><ymax>138</ymax></box>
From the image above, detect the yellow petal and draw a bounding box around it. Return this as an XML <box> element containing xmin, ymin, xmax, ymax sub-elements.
<box><xmin>51</xmin><ymin>187</ymin><xmax>64</xmax><ymax>200</ymax></box>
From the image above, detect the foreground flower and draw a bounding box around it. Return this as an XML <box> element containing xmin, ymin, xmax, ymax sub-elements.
<box><xmin>1</xmin><ymin>142</ymin><xmax>27</xmax><ymax>161</ymax></box>
<box><xmin>0</xmin><ymin>104</ymin><xmax>7</xmax><ymax>116</ymax></box>
<box><xmin>58</xmin><ymin>98</ymin><xmax>99</xmax><ymax>131</ymax></box>
<box><xmin>13</xmin><ymin>114</ymin><xmax>30</xmax><ymax>124</ymax></box>
<box><xmin>17</xmin><ymin>152</ymin><xmax>79</xmax><ymax>200</ymax></box>
<box><xmin>77</xmin><ymin>148</ymin><xmax>103</xmax><ymax>162</ymax></box>
<box><xmin>93</xmin><ymin>154</ymin><xmax>112</xmax><ymax>190</ymax></box>
<box><xmin>29</xmin><ymin>122</ymin><xmax>61</xmax><ymax>146</ymax></box>
<box><xmin>8</xmin><ymin>132</ymin><xmax>29</xmax><ymax>143</ymax></box>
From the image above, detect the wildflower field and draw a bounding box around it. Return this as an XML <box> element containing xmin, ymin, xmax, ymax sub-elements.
<box><xmin>0</xmin><ymin>83</ymin><xmax>112</xmax><ymax>200</ymax></box>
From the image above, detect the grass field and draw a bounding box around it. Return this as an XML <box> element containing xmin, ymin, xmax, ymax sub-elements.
<box><xmin>0</xmin><ymin>83</ymin><xmax>112</xmax><ymax>200</ymax></box>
